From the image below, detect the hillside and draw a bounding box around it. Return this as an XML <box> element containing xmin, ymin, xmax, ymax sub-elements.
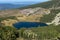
<box><xmin>19</xmin><ymin>0</ymin><xmax>60</xmax><ymax>9</ymax></box>
<box><xmin>0</xmin><ymin>7</ymin><xmax>51</xmax><ymax>26</ymax></box>
<box><xmin>0</xmin><ymin>0</ymin><xmax>60</xmax><ymax>26</ymax></box>
<box><xmin>0</xmin><ymin>0</ymin><xmax>60</xmax><ymax>40</ymax></box>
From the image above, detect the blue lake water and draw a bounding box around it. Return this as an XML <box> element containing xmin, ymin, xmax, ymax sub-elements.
<box><xmin>13</xmin><ymin>22</ymin><xmax>48</xmax><ymax>29</ymax></box>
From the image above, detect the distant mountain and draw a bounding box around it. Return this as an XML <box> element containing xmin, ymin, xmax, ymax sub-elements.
<box><xmin>0</xmin><ymin>3</ymin><xmax>29</xmax><ymax>10</ymax></box>
<box><xmin>0</xmin><ymin>2</ymin><xmax>38</xmax><ymax>10</ymax></box>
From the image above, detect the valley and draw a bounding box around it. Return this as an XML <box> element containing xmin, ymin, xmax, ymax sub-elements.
<box><xmin>0</xmin><ymin>7</ymin><xmax>50</xmax><ymax>26</ymax></box>
<box><xmin>0</xmin><ymin>0</ymin><xmax>60</xmax><ymax>40</ymax></box>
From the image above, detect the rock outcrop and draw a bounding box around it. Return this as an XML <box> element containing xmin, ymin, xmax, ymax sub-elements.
<box><xmin>20</xmin><ymin>7</ymin><xmax>50</xmax><ymax>16</ymax></box>
<box><xmin>46</xmin><ymin>13</ymin><xmax>60</xmax><ymax>25</ymax></box>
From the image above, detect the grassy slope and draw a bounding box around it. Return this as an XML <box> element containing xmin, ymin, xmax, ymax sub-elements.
<box><xmin>19</xmin><ymin>0</ymin><xmax>60</xmax><ymax>9</ymax></box>
<box><xmin>0</xmin><ymin>25</ymin><xmax>60</xmax><ymax>40</ymax></box>
<box><xmin>18</xmin><ymin>0</ymin><xmax>60</xmax><ymax>23</ymax></box>
<box><xmin>18</xmin><ymin>25</ymin><xmax>60</xmax><ymax>40</ymax></box>
<box><xmin>40</xmin><ymin>9</ymin><xmax>60</xmax><ymax>23</ymax></box>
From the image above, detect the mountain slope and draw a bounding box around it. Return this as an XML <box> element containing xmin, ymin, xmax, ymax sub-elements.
<box><xmin>19</xmin><ymin>0</ymin><xmax>60</xmax><ymax>9</ymax></box>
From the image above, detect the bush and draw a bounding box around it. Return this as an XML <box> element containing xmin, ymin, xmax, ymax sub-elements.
<box><xmin>0</xmin><ymin>26</ymin><xmax>17</xmax><ymax>40</ymax></box>
<box><xmin>30</xmin><ymin>25</ymin><xmax>58</xmax><ymax>39</ymax></box>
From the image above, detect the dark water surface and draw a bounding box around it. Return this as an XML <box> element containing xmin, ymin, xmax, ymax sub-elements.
<box><xmin>13</xmin><ymin>22</ymin><xmax>48</xmax><ymax>29</ymax></box>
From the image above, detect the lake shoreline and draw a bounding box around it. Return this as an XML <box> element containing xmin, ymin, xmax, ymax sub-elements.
<box><xmin>13</xmin><ymin>22</ymin><xmax>48</xmax><ymax>29</ymax></box>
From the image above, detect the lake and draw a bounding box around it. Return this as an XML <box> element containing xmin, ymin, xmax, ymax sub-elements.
<box><xmin>13</xmin><ymin>22</ymin><xmax>48</xmax><ymax>29</ymax></box>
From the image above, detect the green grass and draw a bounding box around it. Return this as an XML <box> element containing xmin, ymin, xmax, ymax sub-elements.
<box><xmin>0</xmin><ymin>16</ymin><xmax>17</xmax><ymax>22</ymax></box>
<box><xmin>0</xmin><ymin>24</ymin><xmax>60</xmax><ymax>40</ymax></box>
<box><xmin>40</xmin><ymin>9</ymin><xmax>60</xmax><ymax>23</ymax></box>
<box><xmin>18</xmin><ymin>24</ymin><xmax>60</xmax><ymax>40</ymax></box>
<box><xmin>0</xmin><ymin>26</ymin><xmax>17</xmax><ymax>40</ymax></box>
<box><xmin>19</xmin><ymin>0</ymin><xmax>60</xmax><ymax>9</ymax></box>
<box><xmin>0</xmin><ymin>0</ymin><xmax>60</xmax><ymax>39</ymax></box>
